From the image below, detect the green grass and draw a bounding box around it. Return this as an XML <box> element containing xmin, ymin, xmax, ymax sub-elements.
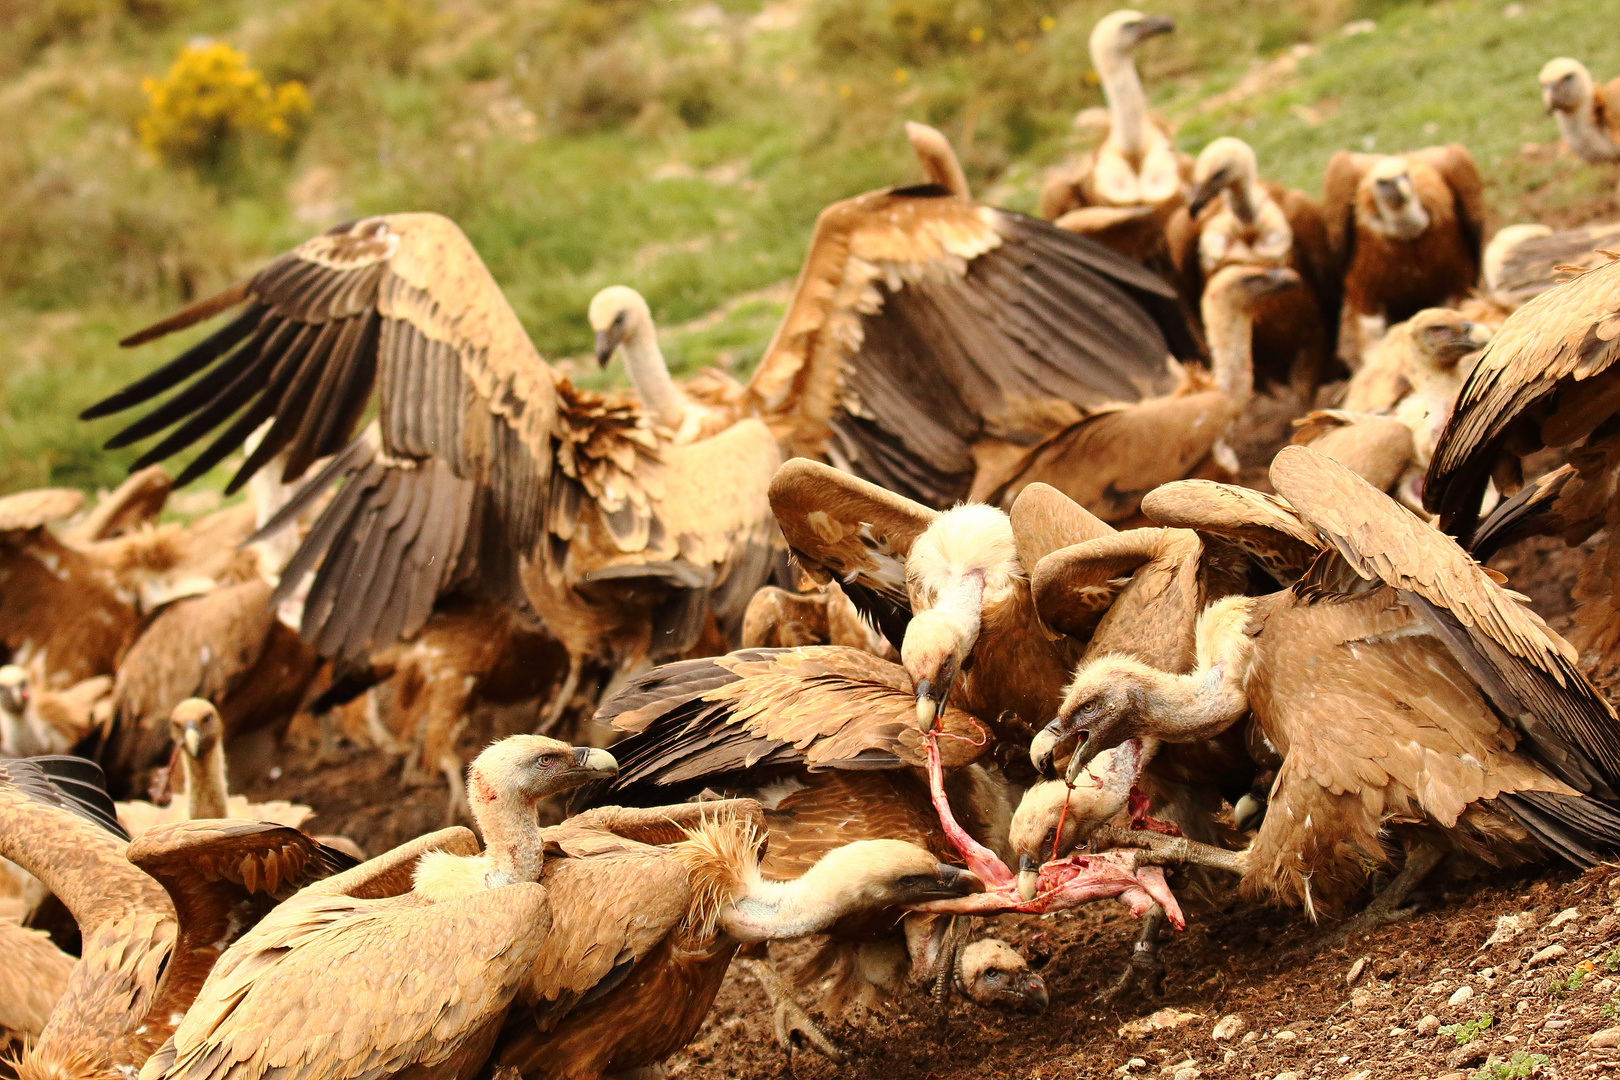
<box><xmin>2</xmin><ymin>0</ymin><xmax>1619</xmax><ymax>494</ymax></box>
<box><xmin>1438</xmin><ymin>1012</ymin><xmax>1493</xmax><ymax>1046</ymax></box>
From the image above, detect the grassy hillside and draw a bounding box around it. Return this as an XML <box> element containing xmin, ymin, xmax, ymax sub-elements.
<box><xmin>0</xmin><ymin>0</ymin><xmax>1616</xmax><ymax>497</ymax></box>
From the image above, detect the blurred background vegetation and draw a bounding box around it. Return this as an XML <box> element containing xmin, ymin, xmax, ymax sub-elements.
<box><xmin>0</xmin><ymin>0</ymin><xmax>1616</xmax><ymax>497</ymax></box>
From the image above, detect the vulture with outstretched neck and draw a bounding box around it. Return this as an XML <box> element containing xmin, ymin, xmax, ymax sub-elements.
<box><xmin>975</xmin><ymin>264</ymin><xmax>1303</xmax><ymax>517</ymax></box>
<box><xmin>1166</xmin><ymin>136</ymin><xmax>1341</xmax><ymax>398</ymax></box>
<box><xmin>1034</xmin><ymin>445</ymin><xmax>1620</xmax><ymax>929</ymax></box>
<box><xmin>1</xmin><ymin>756</ymin><xmax>355</xmax><ymax>1080</ymax></box>
<box><xmin>82</xmin><ymin>215</ymin><xmax>781</xmax><ymax>732</ymax></box>
<box><xmin>1323</xmin><ymin>145</ymin><xmax>1485</xmax><ymax>362</ymax></box>
<box><xmin>488</xmin><ymin>801</ymin><xmax>986</xmax><ymax>1078</ymax></box>
<box><xmin>1540</xmin><ymin>58</ymin><xmax>1620</xmax><ymax>165</ymax></box>
<box><xmin>143</xmin><ymin>736</ymin><xmax>616</xmax><ymax>1080</ymax></box>
<box><xmin>1425</xmin><ymin>255</ymin><xmax>1620</xmax><ymax>703</ymax></box>
<box><xmin>1040</xmin><ymin>10</ymin><xmax>1184</xmax><ymax>220</ymax></box>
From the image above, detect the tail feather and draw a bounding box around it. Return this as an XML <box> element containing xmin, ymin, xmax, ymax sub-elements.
<box><xmin>1494</xmin><ymin>789</ymin><xmax>1620</xmax><ymax>868</ymax></box>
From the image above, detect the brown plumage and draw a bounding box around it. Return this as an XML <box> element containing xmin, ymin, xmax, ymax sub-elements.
<box><xmin>492</xmin><ymin>803</ymin><xmax>980</xmax><ymax>1079</ymax></box>
<box><xmin>0</xmin><ymin>918</ymin><xmax>73</xmax><ymax>1047</ymax></box>
<box><xmin>740</xmin><ymin>580</ymin><xmax>895</xmax><ymax>658</ymax></box>
<box><xmin>1483</xmin><ymin>220</ymin><xmax>1620</xmax><ymax>311</ymax></box>
<box><xmin>1540</xmin><ymin>58</ymin><xmax>1620</xmax><ymax>165</ymax></box>
<box><xmin>746</xmin><ymin>125</ymin><xmax>1196</xmax><ymax>508</ymax></box>
<box><xmin>1323</xmin><ymin>145</ymin><xmax>1486</xmax><ymax>362</ymax></box>
<box><xmin>61</xmin><ymin>466</ymin><xmax>173</xmax><ymax>546</ymax></box>
<box><xmin>974</xmin><ymin>264</ymin><xmax>1303</xmax><ymax>518</ymax></box>
<box><xmin>84</xmin><ymin>216</ymin><xmax>781</xmax><ymax>734</ymax></box>
<box><xmin>1166</xmin><ymin>137</ymin><xmax>1341</xmax><ymax>398</ymax></box>
<box><xmin>1042</xmin><ymin>445</ymin><xmax>1620</xmax><ymax>915</ymax></box>
<box><xmin>146</xmin><ymin>736</ymin><xmax>616</xmax><ymax>1080</ymax></box>
<box><xmin>1038</xmin><ymin>11</ymin><xmax>1186</xmax><ymax>222</ymax></box>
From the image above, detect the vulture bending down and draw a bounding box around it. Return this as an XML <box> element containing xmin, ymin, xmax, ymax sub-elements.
<box><xmin>83</xmin><ymin>214</ymin><xmax>782</xmax><ymax>730</ymax></box>
<box><xmin>1166</xmin><ymin>136</ymin><xmax>1341</xmax><ymax>399</ymax></box>
<box><xmin>144</xmin><ymin>736</ymin><xmax>616</xmax><ymax>1080</ymax></box>
<box><xmin>1039</xmin><ymin>10</ymin><xmax>1185</xmax><ymax>220</ymax></box>
<box><xmin>1540</xmin><ymin>58</ymin><xmax>1620</xmax><ymax>165</ymax></box>
<box><xmin>1324</xmin><ymin>145</ymin><xmax>1486</xmax><ymax>363</ymax></box>
<box><xmin>1036</xmin><ymin>446</ymin><xmax>1620</xmax><ymax>933</ymax></box>
<box><xmin>488</xmin><ymin>800</ymin><xmax>984</xmax><ymax>1078</ymax></box>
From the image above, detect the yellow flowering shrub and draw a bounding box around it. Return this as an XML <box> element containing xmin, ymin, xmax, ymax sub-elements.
<box><xmin>137</xmin><ymin>42</ymin><xmax>310</xmax><ymax>169</ymax></box>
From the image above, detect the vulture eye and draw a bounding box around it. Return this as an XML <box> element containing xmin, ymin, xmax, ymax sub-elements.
<box><xmin>896</xmin><ymin>874</ymin><xmax>932</xmax><ymax>889</ymax></box>
<box><xmin>1079</xmin><ymin>699</ymin><xmax>1101</xmax><ymax>717</ymax></box>
<box><xmin>983</xmin><ymin>967</ymin><xmax>1005</xmax><ymax>981</ymax></box>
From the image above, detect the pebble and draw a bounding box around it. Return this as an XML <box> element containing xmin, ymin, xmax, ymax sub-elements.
<box><xmin>1342</xmin><ymin>1072</ymin><xmax>1371</xmax><ymax>1080</ymax></box>
<box><xmin>1171</xmin><ymin>1070</ymin><xmax>1200</xmax><ymax>1080</ymax></box>
<box><xmin>1211</xmin><ymin>1014</ymin><xmax>1246</xmax><ymax>1041</ymax></box>
<box><xmin>1118</xmin><ymin>1008</ymin><xmax>1203</xmax><ymax>1040</ymax></box>
<box><xmin>1346</xmin><ymin>957</ymin><xmax>1368</xmax><ymax>985</ymax></box>
<box><xmin>1273</xmin><ymin>1073</ymin><xmax>1302</xmax><ymax>1080</ymax></box>
<box><xmin>1349</xmin><ymin>988</ymin><xmax>1374</xmax><ymax>1012</ymax></box>
<box><xmin>1240</xmin><ymin>1031</ymin><xmax>1259</xmax><ymax>1045</ymax></box>
<box><xmin>1447</xmin><ymin>985</ymin><xmax>1474</xmax><ymax>1006</ymax></box>
<box><xmin>1483</xmin><ymin>912</ymin><xmax>1527</xmax><ymax>947</ymax></box>
<box><xmin>1590</xmin><ymin>1028</ymin><xmax>1620</xmax><ymax>1048</ymax></box>
<box><xmin>1118</xmin><ymin>1058</ymin><xmax>1148</xmax><ymax>1076</ymax></box>
<box><xmin>1447</xmin><ymin>1043</ymin><xmax>1487</xmax><ymax>1069</ymax></box>
<box><xmin>1548</xmin><ymin>906</ymin><xmax>1580</xmax><ymax>928</ymax></box>
<box><xmin>1544</xmin><ymin>1019</ymin><xmax>1569</xmax><ymax>1031</ymax></box>
<box><xmin>1272</xmin><ymin>1030</ymin><xmax>1296</xmax><ymax>1042</ymax></box>
<box><xmin>1415</xmin><ymin>1015</ymin><xmax>1441</xmax><ymax>1035</ymax></box>
<box><xmin>1528</xmin><ymin>944</ymin><xmax>1568</xmax><ymax>968</ymax></box>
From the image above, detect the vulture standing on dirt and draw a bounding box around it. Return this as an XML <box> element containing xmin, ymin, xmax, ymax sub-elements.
<box><xmin>581</xmin><ymin>645</ymin><xmax>1030</xmax><ymax>1051</ymax></box>
<box><xmin>0</xmin><ymin>756</ymin><xmax>355</xmax><ymax>1080</ymax></box>
<box><xmin>144</xmin><ymin>735</ymin><xmax>616</xmax><ymax>1080</ymax></box>
<box><xmin>1166</xmin><ymin>136</ymin><xmax>1341</xmax><ymax>399</ymax></box>
<box><xmin>1540</xmin><ymin>58</ymin><xmax>1620</xmax><ymax>165</ymax></box>
<box><xmin>1323</xmin><ymin>145</ymin><xmax>1486</xmax><ymax>363</ymax></box>
<box><xmin>1036</xmin><ymin>446</ymin><xmax>1620</xmax><ymax>935</ymax></box>
<box><xmin>975</xmin><ymin>264</ymin><xmax>1303</xmax><ymax>517</ymax></box>
<box><xmin>82</xmin><ymin>214</ymin><xmax>783</xmax><ymax>733</ymax></box>
<box><xmin>1425</xmin><ymin>255</ymin><xmax>1620</xmax><ymax>703</ymax></box>
<box><xmin>1039</xmin><ymin>10</ymin><xmax>1184</xmax><ymax>220</ymax></box>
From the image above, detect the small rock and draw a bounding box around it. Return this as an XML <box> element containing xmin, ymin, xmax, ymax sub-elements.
<box><xmin>1448</xmin><ymin>985</ymin><xmax>1474</xmax><ymax>1006</ymax></box>
<box><xmin>1528</xmin><ymin>944</ymin><xmax>1568</xmax><ymax>968</ymax></box>
<box><xmin>1447</xmin><ymin>1043</ymin><xmax>1487</xmax><ymax>1069</ymax></box>
<box><xmin>1350</xmin><ymin>988</ymin><xmax>1374</xmax><ymax>1012</ymax></box>
<box><xmin>1118</xmin><ymin>1058</ymin><xmax>1148</xmax><ymax>1076</ymax></box>
<box><xmin>1211</xmin><ymin>1014</ymin><xmax>1246</xmax><ymax>1041</ymax></box>
<box><xmin>1589</xmin><ymin>1028</ymin><xmax>1620</xmax><ymax>1048</ymax></box>
<box><xmin>1415</xmin><ymin>1015</ymin><xmax>1441</xmax><ymax>1035</ymax></box>
<box><xmin>1342</xmin><ymin>1072</ymin><xmax>1371</xmax><ymax>1080</ymax></box>
<box><xmin>1240</xmin><ymin>1031</ymin><xmax>1259</xmax><ymax>1045</ymax></box>
<box><xmin>1346</xmin><ymin>957</ymin><xmax>1368</xmax><ymax>985</ymax></box>
<box><xmin>1118</xmin><ymin>1008</ymin><xmax>1203</xmax><ymax>1040</ymax></box>
<box><xmin>1483</xmin><ymin>912</ymin><xmax>1527</xmax><ymax>947</ymax></box>
<box><xmin>1272</xmin><ymin>1030</ymin><xmax>1296</xmax><ymax>1042</ymax></box>
<box><xmin>1597</xmin><ymin>977</ymin><xmax>1618</xmax><ymax>995</ymax></box>
<box><xmin>1543</xmin><ymin>1019</ymin><xmax>1569</xmax><ymax>1031</ymax></box>
<box><xmin>1273</xmin><ymin>1073</ymin><xmax>1302</xmax><ymax>1080</ymax></box>
<box><xmin>1172</xmin><ymin>1070</ymin><xmax>1200</xmax><ymax>1080</ymax></box>
<box><xmin>1549</xmin><ymin>906</ymin><xmax>1580</xmax><ymax>928</ymax></box>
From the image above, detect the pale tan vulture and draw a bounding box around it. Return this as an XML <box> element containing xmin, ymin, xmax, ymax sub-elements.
<box><xmin>1479</xmin><ymin>219</ymin><xmax>1620</xmax><ymax>311</ymax></box>
<box><xmin>1323</xmin><ymin>144</ymin><xmax>1486</xmax><ymax>362</ymax></box>
<box><xmin>1166</xmin><ymin>136</ymin><xmax>1342</xmax><ymax>398</ymax></box>
<box><xmin>1540</xmin><ymin>58</ymin><xmax>1620</xmax><ymax>164</ymax></box>
<box><xmin>83</xmin><ymin>215</ymin><xmax>783</xmax><ymax>725</ymax></box>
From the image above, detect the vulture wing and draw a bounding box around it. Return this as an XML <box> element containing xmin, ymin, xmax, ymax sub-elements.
<box><xmin>1424</xmin><ymin>256</ymin><xmax>1620</xmax><ymax>538</ymax></box>
<box><xmin>0</xmin><ymin>919</ymin><xmax>73</xmax><ymax>1041</ymax></box>
<box><xmin>1006</xmin><ymin>481</ymin><xmax>1116</xmax><ymax>575</ymax></box>
<box><xmin>1138</xmin><ymin>478</ymin><xmax>1322</xmax><ymax>585</ymax></box>
<box><xmin>590</xmin><ymin>646</ymin><xmax>988</xmax><ymax>803</ymax></box>
<box><xmin>1321</xmin><ymin>151</ymin><xmax>1373</xmax><ymax>266</ymax></box>
<box><xmin>1028</xmin><ymin>528</ymin><xmax>1172</xmax><ymax>640</ymax></box>
<box><xmin>1272</xmin><ymin>444</ymin><xmax>1620</xmax><ymax>799</ymax></box>
<box><xmin>157</xmin><ymin>883</ymin><xmax>550</xmax><ymax>1080</ymax></box>
<box><xmin>746</xmin><ymin>185</ymin><xmax>1194</xmax><ymax>507</ymax></box>
<box><xmin>1291</xmin><ymin>409</ymin><xmax>1415</xmax><ymax>493</ymax></box>
<box><xmin>1467</xmin><ymin>463</ymin><xmax>1578</xmax><ymax>562</ymax></box>
<box><xmin>768</xmin><ymin>457</ymin><xmax>936</xmax><ymax>645</ymax></box>
<box><xmin>0</xmin><ymin>488</ymin><xmax>84</xmax><ymax>531</ymax></box>
<box><xmin>1490</xmin><ymin>221</ymin><xmax>1620</xmax><ymax>308</ymax></box>
<box><xmin>127</xmin><ymin>819</ymin><xmax>359</xmax><ymax>1046</ymax></box>
<box><xmin>1275</xmin><ymin>183</ymin><xmax>1343</xmax><ymax>330</ymax></box>
<box><xmin>1412</xmin><ymin>144</ymin><xmax>1486</xmax><ymax>266</ymax></box>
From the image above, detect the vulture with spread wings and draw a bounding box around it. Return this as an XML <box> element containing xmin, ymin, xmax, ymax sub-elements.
<box><xmin>83</xmin><ymin>214</ymin><xmax>782</xmax><ymax>714</ymax></box>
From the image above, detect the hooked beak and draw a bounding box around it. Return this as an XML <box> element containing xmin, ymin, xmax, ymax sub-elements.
<box><xmin>914</xmin><ymin>669</ymin><xmax>953</xmax><ymax>732</ymax></box>
<box><xmin>182</xmin><ymin>720</ymin><xmax>203</xmax><ymax>760</ymax></box>
<box><xmin>1186</xmin><ymin>164</ymin><xmax>1232</xmax><ymax>218</ymax></box>
<box><xmin>1464</xmin><ymin>320</ymin><xmax>1492</xmax><ymax>348</ymax></box>
<box><xmin>1233</xmin><ymin>792</ymin><xmax>1266</xmax><ymax>832</ymax></box>
<box><xmin>594</xmin><ymin>323</ymin><xmax>628</xmax><ymax>368</ymax></box>
<box><xmin>1132</xmin><ymin>15</ymin><xmax>1175</xmax><ymax>43</ymax></box>
<box><xmin>1029</xmin><ymin>725</ymin><xmax>1066</xmax><ymax>775</ymax></box>
<box><xmin>909</xmin><ymin>864</ymin><xmax>985</xmax><ymax>904</ymax></box>
<box><xmin>1063</xmin><ymin>730</ymin><xmax>1105</xmax><ymax>786</ymax></box>
<box><xmin>1020</xmin><ymin>972</ymin><xmax>1051</xmax><ymax>1012</ymax></box>
<box><xmin>1017</xmin><ymin>853</ymin><xmax>1040</xmax><ymax>902</ymax></box>
<box><xmin>570</xmin><ymin>746</ymin><xmax>619</xmax><ymax>781</ymax></box>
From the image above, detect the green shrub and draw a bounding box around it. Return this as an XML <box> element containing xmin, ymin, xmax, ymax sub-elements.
<box><xmin>256</xmin><ymin>0</ymin><xmax>438</xmax><ymax>87</ymax></box>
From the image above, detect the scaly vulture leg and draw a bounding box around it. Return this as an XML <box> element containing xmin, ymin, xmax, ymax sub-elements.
<box><xmin>1303</xmin><ymin>840</ymin><xmax>1446</xmax><ymax>955</ymax></box>
<box><xmin>1095</xmin><ymin>902</ymin><xmax>1168</xmax><ymax>1005</ymax></box>
<box><xmin>536</xmin><ymin>654</ymin><xmax>583</xmax><ymax>735</ymax></box>
<box><xmin>928</xmin><ymin>914</ymin><xmax>970</xmax><ymax>1033</ymax></box>
<box><xmin>1088</xmin><ymin>826</ymin><xmax>1248</xmax><ymax>876</ymax></box>
<box><xmin>737</xmin><ymin>956</ymin><xmax>847</xmax><ymax>1065</ymax></box>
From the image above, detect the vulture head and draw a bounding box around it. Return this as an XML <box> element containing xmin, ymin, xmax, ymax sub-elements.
<box><xmin>169</xmin><ymin>697</ymin><xmax>222</xmax><ymax>763</ymax></box>
<box><xmin>901</xmin><ymin>504</ymin><xmax>1021</xmax><ymax>730</ymax></box>
<box><xmin>1187</xmin><ymin>136</ymin><xmax>1260</xmax><ymax>219</ymax></box>
<box><xmin>1364</xmin><ymin>157</ymin><xmax>1431</xmax><ymax>241</ymax></box>
<box><xmin>588</xmin><ymin>285</ymin><xmax>654</xmax><ymax>369</ymax></box>
<box><xmin>1204</xmin><ymin>263</ymin><xmax>1302</xmax><ymax>313</ymax></box>
<box><xmin>1033</xmin><ymin>654</ymin><xmax>1166</xmax><ymax>784</ymax></box>
<box><xmin>0</xmin><ymin>664</ymin><xmax>30</xmax><ymax>718</ymax></box>
<box><xmin>956</xmin><ymin>939</ymin><xmax>1050</xmax><ymax>1013</ymax></box>
<box><xmin>468</xmin><ymin>734</ymin><xmax>619</xmax><ymax>807</ymax></box>
<box><xmin>1404</xmin><ymin>308</ymin><xmax>1492</xmax><ymax>373</ymax></box>
<box><xmin>1540</xmin><ymin>57</ymin><xmax>1593</xmax><ymax>116</ymax></box>
<box><xmin>904</xmin><ymin>121</ymin><xmax>971</xmax><ymax>198</ymax></box>
<box><xmin>1089</xmin><ymin>9</ymin><xmax>1175</xmax><ymax>67</ymax></box>
<box><xmin>813</xmin><ymin>839</ymin><xmax>983</xmax><ymax>911</ymax></box>
<box><xmin>1008</xmin><ymin>746</ymin><xmax>1143</xmax><ymax>898</ymax></box>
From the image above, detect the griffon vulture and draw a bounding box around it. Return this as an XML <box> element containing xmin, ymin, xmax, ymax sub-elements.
<box><xmin>1035</xmin><ymin>446</ymin><xmax>1620</xmax><ymax>934</ymax></box>
<box><xmin>82</xmin><ymin>214</ymin><xmax>782</xmax><ymax>732</ymax></box>
<box><xmin>1540</xmin><ymin>58</ymin><xmax>1620</xmax><ymax>165</ymax></box>
<box><xmin>1324</xmin><ymin>145</ymin><xmax>1486</xmax><ymax>362</ymax></box>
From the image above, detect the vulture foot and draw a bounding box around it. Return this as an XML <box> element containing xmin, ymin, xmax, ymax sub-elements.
<box><xmin>1287</xmin><ymin>842</ymin><xmax>1445</xmax><ymax>959</ymax></box>
<box><xmin>928</xmin><ymin>915</ymin><xmax>970</xmax><ymax>1033</ymax></box>
<box><xmin>1095</xmin><ymin>903</ymin><xmax>1167</xmax><ymax>1006</ymax></box>
<box><xmin>1088</xmin><ymin>826</ymin><xmax>1247</xmax><ymax>876</ymax></box>
<box><xmin>738</xmin><ymin>958</ymin><xmax>847</xmax><ymax>1065</ymax></box>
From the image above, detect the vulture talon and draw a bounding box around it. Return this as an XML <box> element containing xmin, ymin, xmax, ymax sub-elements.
<box><xmin>1095</xmin><ymin>903</ymin><xmax>1169</xmax><ymax>1006</ymax></box>
<box><xmin>740</xmin><ymin>958</ymin><xmax>847</xmax><ymax>1065</ymax></box>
